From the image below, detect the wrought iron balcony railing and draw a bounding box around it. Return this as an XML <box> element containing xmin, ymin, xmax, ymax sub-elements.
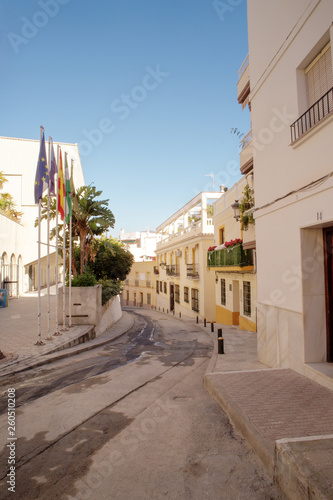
<box><xmin>207</xmin><ymin>245</ymin><xmax>254</xmax><ymax>268</ymax></box>
<box><xmin>166</xmin><ymin>265</ymin><xmax>179</xmax><ymax>276</ymax></box>
<box><xmin>187</xmin><ymin>263</ymin><xmax>199</xmax><ymax>278</ymax></box>
<box><xmin>290</xmin><ymin>87</ymin><xmax>333</xmax><ymax>143</ymax></box>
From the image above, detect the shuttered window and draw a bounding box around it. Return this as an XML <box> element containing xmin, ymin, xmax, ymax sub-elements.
<box><xmin>306</xmin><ymin>42</ymin><xmax>332</xmax><ymax>107</ymax></box>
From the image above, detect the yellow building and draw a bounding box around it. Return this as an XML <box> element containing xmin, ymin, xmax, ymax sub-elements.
<box><xmin>155</xmin><ymin>192</ymin><xmax>222</xmax><ymax>321</ymax></box>
<box><xmin>121</xmin><ymin>260</ymin><xmax>157</xmax><ymax>309</ymax></box>
<box><xmin>209</xmin><ymin>176</ymin><xmax>256</xmax><ymax>332</ymax></box>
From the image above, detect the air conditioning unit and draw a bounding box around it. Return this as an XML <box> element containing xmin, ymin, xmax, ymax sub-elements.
<box><xmin>175</xmin><ymin>250</ymin><xmax>182</xmax><ymax>257</ymax></box>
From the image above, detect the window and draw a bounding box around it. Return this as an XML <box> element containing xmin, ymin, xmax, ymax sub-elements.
<box><xmin>184</xmin><ymin>286</ymin><xmax>189</xmax><ymax>303</ymax></box>
<box><xmin>160</xmin><ymin>281</ymin><xmax>162</xmax><ymax>292</ymax></box>
<box><xmin>156</xmin><ymin>280</ymin><xmax>159</xmax><ymax>294</ymax></box>
<box><xmin>175</xmin><ymin>285</ymin><xmax>180</xmax><ymax>303</ymax></box>
<box><xmin>291</xmin><ymin>42</ymin><xmax>333</xmax><ymax>142</ymax></box>
<box><xmin>306</xmin><ymin>42</ymin><xmax>332</xmax><ymax>108</ymax></box>
<box><xmin>191</xmin><ymin>288</ymin><xmax>199</xmax><ymax>312</ymax></box>
<box><xmin>147</xmin><ymin>293</ymin><xmax>151</xmax><ymax>305</ymax></box>
<box><xmin>219</xmin><ymin>226</ymin><xmax>225</xmax><ymax>245</ymax></box>
<box><xmin>243</xmin><ymin>281</ymin><xmax>251</xmax><ymax>317</ymax></box>
<box><xmin>164</xmin><ymin>282</ymin><xmax>167</xmax><ymax>294</ymax></box>
<box><xmin>220</xmin><ymin>279</ymin><xmax>226</xmax><ymax>306</ymax></box>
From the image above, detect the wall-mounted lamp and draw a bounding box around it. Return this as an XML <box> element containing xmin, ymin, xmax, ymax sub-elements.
<box><xmin>215</xmin><ymin>272</ymin><xmax>219</xmax><ymax>284</ymax></box>
<box><xmin>231</xmin><ymin>200</ymin><xmax>240</xmax><ymax>221</ymax></box>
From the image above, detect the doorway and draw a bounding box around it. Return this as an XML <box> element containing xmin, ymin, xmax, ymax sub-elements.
<box><xmin>324</xmin><ymin>228</ymin><xmax>333</xmax><ymax>362</ymax></box>
<box><xmin>170</xmin><ymin>284</ymin><xmax>174</xmax><ymax>312</ymax></box>
<box><xmin>232</xmin><ymin>280</ymin><xmax>240</xmax><ymax>325</ymax></box>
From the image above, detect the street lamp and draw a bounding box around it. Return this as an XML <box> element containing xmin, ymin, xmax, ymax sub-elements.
<box><xmin>231</xmin><ymin>200</ymin><xmax>240</xmax><ymax>221</ymax></box>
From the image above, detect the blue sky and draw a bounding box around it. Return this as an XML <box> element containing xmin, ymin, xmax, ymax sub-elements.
<box><xmin>1</xmin><ymin>0</ymin><xmax>249</xmax><ymax>237</ymax></box>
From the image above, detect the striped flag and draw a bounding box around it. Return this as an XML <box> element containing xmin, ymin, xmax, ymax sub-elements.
<box><xmin>49</xmin><ymin>139</ymin><xmax>58</xmax><ymax>197</ymax></box>
<box><xmin>34</xmin><ymin>131</ymin><xmax>48</xmax><ymax>204</ymax></box>
<box><xmin>65</xmin><ymin>153</ymin><xmax>72</xmax><ymax>223</ymax></box>
<box><xmin>58</xmin><ymin>148</ymin><xmax>65</xmax><ymax>220</ymax></box>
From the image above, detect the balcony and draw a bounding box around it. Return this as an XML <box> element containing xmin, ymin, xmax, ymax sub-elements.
<box><xmin>290</xmin><ymin>87</ymin><xmax>333</xmax><ymax>143</ymax></box>
<box><xmin>166</xmin><ymin>265</ymin><xmax>179</xmax><ymax>277</ymax></box>
<box><xmin>187</xmin><ymin>263</ymin><xmax>199</xmax><ymax>279</ymax></box>
<box><xmin>207</xmin><ymin>245</ymin><xmax>254</xmax><ymax>268</ymax></box>
<box><xmin>240</xmin><ymin>130</ymin><xmax>253</xmax><ymax>175</ymax></box>
<box><xmin>237</xmin><ymin>54</ymin><xmax>250</xmax><ymax>109</ymax></box>
<box><xmin>154</xmin><ymin>266</ymin><xmax>159</xmax><ymax>275</ymax></box>
<box><xmin>146</xmin><ymin>280</ymin><xmax>151</xmax><ymax>287</ymax></box>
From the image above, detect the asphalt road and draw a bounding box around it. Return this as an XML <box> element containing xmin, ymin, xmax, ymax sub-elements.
<box><xmin>0</xmin><ymin>308</ymin><xmax>284</xmax><ymax>499</ymax></box>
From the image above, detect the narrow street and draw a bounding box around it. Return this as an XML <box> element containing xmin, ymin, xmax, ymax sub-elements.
<box><xmin>0</xmin><ymin>309</ymin><xmax>284</xmax><ymax>499</ymax></box>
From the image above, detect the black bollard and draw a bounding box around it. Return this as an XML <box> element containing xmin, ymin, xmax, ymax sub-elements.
<box><xmin>179</xmin><ymin>312</ymin><xmax>181</xmax><ymax>318</ymax></box>
<box><xmin>163</xmin><ymin>307</ymin><xmax>164</xmax><ymax>312</ymax></box>
<box><xmin>204</xmin><ymin>318</ymin><xmax>206</xmax><ymax>327</ymax></box>
<box><xmin>167</xmin><ymin>309</ymin><xmax>168</xmax><ymax>314</ymax></box>
<box><xmin>218</xmin><ymin>328</ymin><xmax>222</xmax><ymax>339</ymax></box>
<box><xmin>218</xmin><ymin>336</ymin><xmax>224</xmax><ymax>354</ymax></box>
<box><xmin>173</xmin><ymin>310</ymin><xmax>175</xmax><ymax>315</ymax></box>
<box><xmin>211</xmin><ymin>322</ymin><xmax>214</xmax><ymax>333</ymax></box>
<box><xmin>196</xmin><ymin>316</ymin><xmax>198</xmax><ymax>324</ymax></box>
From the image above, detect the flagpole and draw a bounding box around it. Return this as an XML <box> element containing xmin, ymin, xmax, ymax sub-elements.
<box><xmin>62</xmin><ymin>153</ymin><xmax>67</xmax><ymax>331</ymax></box>
<box><xmin>54</xmin><ymin>144</ymin><xmax>61</xmax><ymax>335</ymax></box>
<box><xmin>36</xmin><ymin>125</ymin><xmax>44</xmax><ymax>346</ymax></box>
<box><xmin>38</xmin><ymin>198</ymin><xmax>42</xmax><ymax>343</ymax></box>
<box><xmin>69</xmin><ymin>157</ymin><xmax>73</xmax><ymax>328</ymax></box>
<box><xmin>69</xmin><ymin>203</ymin><xmax>72</xmax><ymax>328</ymax></box>
<box><xmin>62</xmin><ymin>203</ymin><xmax>67</xmax><ymax>330</ymax></box>
<box><xmin>46</xmin><ymin>136</ymin><xmax>52</xmax><ymax>340</ymax></box>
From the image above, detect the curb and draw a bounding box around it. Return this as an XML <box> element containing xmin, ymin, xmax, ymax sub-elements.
<box><xmin>0</xmin><ymin>313</ymin><xmax>135</xmax><ymax>377</ymax></box>
<box><xmin>203</xmin><ymin>372</ymin><xmax>275</xmax><ymax>476</ymax></box>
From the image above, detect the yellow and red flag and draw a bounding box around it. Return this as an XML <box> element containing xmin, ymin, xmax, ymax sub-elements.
<box><xmin>58</xmin><ymin>148</ymin><xmax>65</xmax><ymax>220</ymax></box>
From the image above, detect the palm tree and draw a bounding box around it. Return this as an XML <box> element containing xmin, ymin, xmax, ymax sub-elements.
<box><xmin>0</xmin><ymin>171</ymin><xmax>8</xmax><ymax>189</ymax></box>
<box><xmin>73</xmin><ymin>185</ymin><xmax>115</xmax><ymax>274</ymax></box>
<box><xmin>36</xmin><ymin>185</ymin><xmax>115</xmax><ymax>275</ymax></box>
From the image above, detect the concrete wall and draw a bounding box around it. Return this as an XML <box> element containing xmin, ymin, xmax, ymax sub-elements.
<box><xmin>95</xmin><ymin>294</ymin><xmax>122</xmax><ymax>336</ymax></box>
<box><xmin>58</xmin><ymin>285</ymin><xmax>122</xmax><ymax>335</ymax></box>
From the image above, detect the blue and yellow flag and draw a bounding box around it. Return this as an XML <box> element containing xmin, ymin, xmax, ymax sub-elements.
<box><xmin>34</xmin><ymin>130</ymin><xmax>49</xmax><ymax>204</ymax></box>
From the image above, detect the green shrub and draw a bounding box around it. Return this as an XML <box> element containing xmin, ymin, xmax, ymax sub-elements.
<box><xmin>71</xmin><ymin>271</ymin><xmax>97</xmax><ymax>287</ymax></box>
<box><xmin>97</xmin><ymin>278</ymin><xmax>124</xmax><ymax>305</ymax></box>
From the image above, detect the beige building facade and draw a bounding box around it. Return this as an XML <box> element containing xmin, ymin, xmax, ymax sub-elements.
<box><xmin>155</xmin><ymin>192</ymin><xmax>222</xmax><ymax>321</ymax></box>
<box><xmin>122</xmin><ymin>260</ymin><xmax>157</xmax><ymax>309</ymax></box>
<box><xmin>247</xmin><ymin>0</ymin><xmax>333</xmax><ymax>389</ymax></box>
<box><xmin>209</xmin><ymin>177</ymin><xmax>256</xmax><ymax>332</ymax></box>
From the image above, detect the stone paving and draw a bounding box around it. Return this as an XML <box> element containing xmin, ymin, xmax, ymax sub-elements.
<box><xmin>0</xmin><ymin>291</ymin><xmax>59</xmax><ymax>359</ymax></box>
<box><xmin>1</xmin><ymin>301</ymin><xmax>333</xmax><ymax>498</ymax></box>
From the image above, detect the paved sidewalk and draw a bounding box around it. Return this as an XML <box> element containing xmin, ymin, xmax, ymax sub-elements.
<box><xmin>0</xmin><ymin>292</ymin><xmax>134</xmax><ymax>376</ymax></box>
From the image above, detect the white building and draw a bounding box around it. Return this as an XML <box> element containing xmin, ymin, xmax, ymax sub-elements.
<box><xmin>247</xmin><ymin>0</ymin><xmax>333</xmax><ymax>389</ymax></box>
<box><xmin>0</xmin><ymin>136</ymin><xmax>85</xmax><ymax>295</ymax></box>
<box><xmin>155</xmin><ymin>192</ymin><xmax>222</xmax><ymax>321</ymax></box>
<box><xmin>119</xmin><ymin>229</ymin><xmax>158</xmax><ymax>262</ymax></box>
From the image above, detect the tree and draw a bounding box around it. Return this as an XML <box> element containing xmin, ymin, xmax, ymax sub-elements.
<box><xmin>88</xmin><ymin>237</ymin><xmax>134</xmax><ymax>281</ymax></box>
<box><xmin>0</xmin><ymin>171</ymin><xmax>8</xmax><ymax>189</ymax></box>
<box><xmin>73</xmin><ymin>185</ymin><xmax>115</xmax><ymax>274</ymax></box>
<box><xmin>0</xmin><ymin>192</ymin><xmax>23</xmax><ymax>221</ymax></box>
<box><xmin>35</xmin><ymin>185</ymin><xmax>115</xmax><ymax>275</ymax></box>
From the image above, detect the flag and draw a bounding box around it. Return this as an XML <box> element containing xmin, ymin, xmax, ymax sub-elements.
<box><xmin>58</xmin><ymin>148</ymin><xmax>65</xmax><ymax>220</ymax></box>
<box><xmin>70</xmin><ymin>160</ymin><xmax>79</xmax><ymax>214</ymax></box>
<box><xmin>34</xmin><ymin>130</ymin><xmax>49</xmax><ymax>204</ymax></box>
<box><xmin>49</xmin><ymin>139</ymin><xmax>58</xmax><ymax>197</ymax></box>
<box><xmin>65</xmin><ymin>153</ymin><xmax>72</xmax><ymax>223</ymax></box>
